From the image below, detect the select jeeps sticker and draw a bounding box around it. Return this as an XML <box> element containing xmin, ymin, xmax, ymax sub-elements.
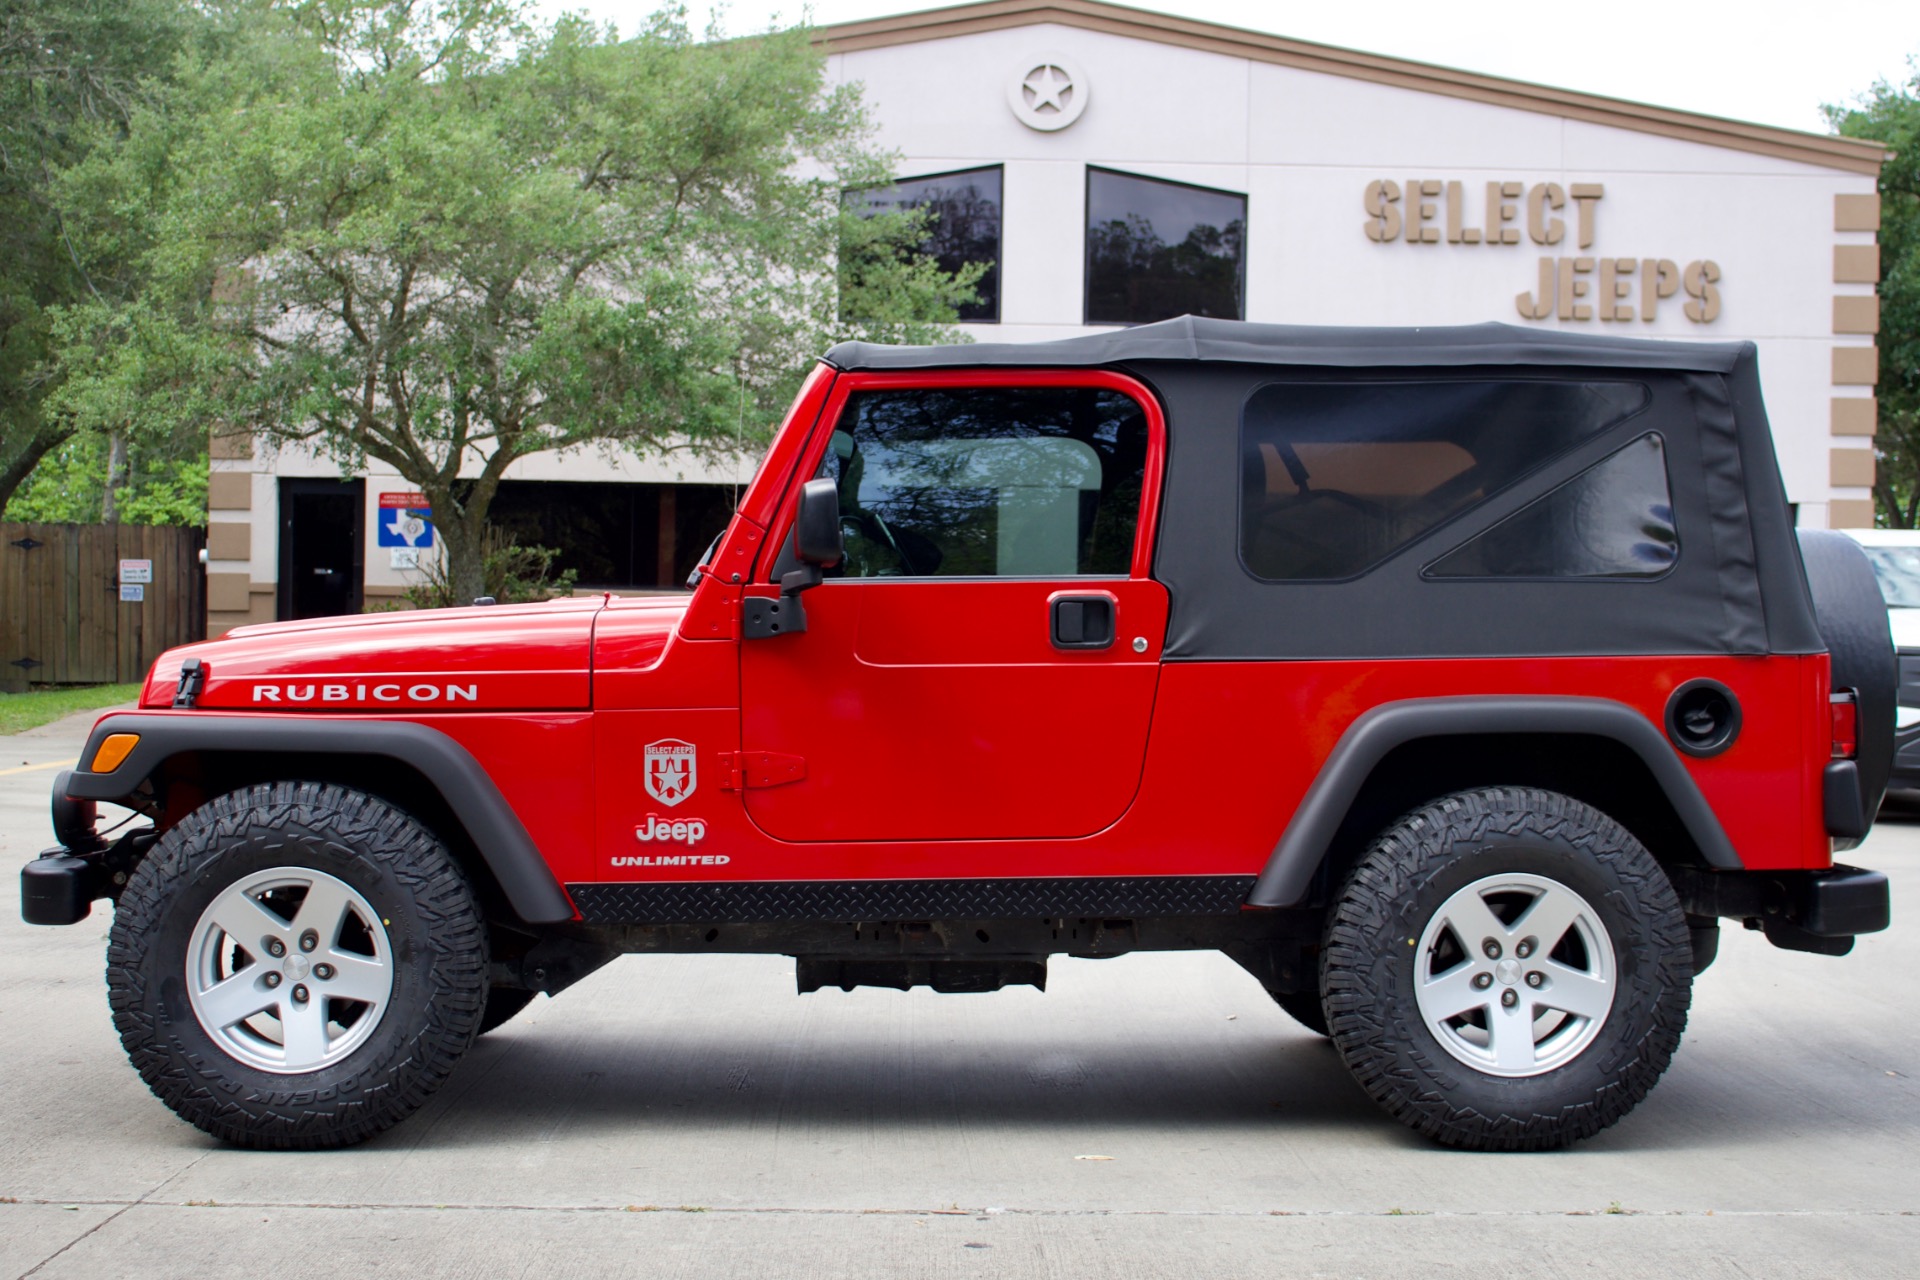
<box><xmin>644</xmin><ymin>738</ymin><xmax>697</xmax><ymax>807</ymax></box>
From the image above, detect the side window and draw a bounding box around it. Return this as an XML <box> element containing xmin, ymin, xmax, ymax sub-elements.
<box><xmin>1239</xmin><ymin>379</ymin><xmax>1649</xmax><ymax>581</ymax></box>
<box><xmin>844</xmin><ymin>167</ymin><xmax>1002</xmax><ymax>323</ymax></box>
<box><xmin>819</xmin><ymin>387</ymin><xmax>1149</xmax><ymax>578</ymax></box>
<box><xmin>1424</xmin><ymin>433</ymin><xmax>1677</xmax><ymax>579</ymax></box>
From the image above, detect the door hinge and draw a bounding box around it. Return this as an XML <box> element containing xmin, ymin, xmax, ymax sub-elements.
<box><xmin>717</xmin><ymin>751</ymin><xmax>807</xmax><ymax>790</ymax></box>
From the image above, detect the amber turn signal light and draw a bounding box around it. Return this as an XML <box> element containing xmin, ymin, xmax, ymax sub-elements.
<box><xmin>89</xmin><ymin>733</ymin><xmax>139</xmax><ymax>773</ymax></box>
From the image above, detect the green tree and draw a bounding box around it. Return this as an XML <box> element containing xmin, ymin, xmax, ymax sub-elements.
<box><xmin>119</xmin><ymin>0</ymin><xmax>977</xmax><ymax>601</ymax></box>
<box><xmin>0</xmin><ymin>0</ymin><xmax>198</xmax><ymax>516</ymax></box>
<box><xmin>1829</xmin><ymin>67</ymin><xmax>1920</xmax><ymax>526</ymax></box>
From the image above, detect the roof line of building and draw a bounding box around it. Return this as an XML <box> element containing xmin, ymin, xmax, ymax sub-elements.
<box><xmin>812</xmin><ymin>0</ymin><xmax>1886</xmax><ymax>177</ymax></box>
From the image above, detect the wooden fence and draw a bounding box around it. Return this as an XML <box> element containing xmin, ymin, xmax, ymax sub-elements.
<box><xmin>1</xmin><ymin>523</ymin><xmax>205</xmax><ymax>693</ymax></box>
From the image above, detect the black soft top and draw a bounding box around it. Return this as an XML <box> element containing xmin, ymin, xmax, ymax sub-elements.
<box><xmin>821</xmin><ymin>317</ymin><xmax>1819</xmax><ymax>661</ymax></box>
<box><xmin>824</xmin><ymin>316</ymin><xmax>1752</xmax><ymax>376</ymax></box>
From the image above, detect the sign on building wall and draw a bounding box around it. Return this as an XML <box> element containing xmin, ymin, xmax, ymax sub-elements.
<box><xmin>1361</xmin><ymin>180</ymin><xmax>1721</xmax><ymax>324</ymax></box>
<box><xmin>377</xmin><ymin>492</ymin><xmax>434</xmax><ymax>550</ymax></box>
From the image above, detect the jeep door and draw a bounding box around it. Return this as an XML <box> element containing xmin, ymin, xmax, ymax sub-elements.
<box><xmin>738</xmin><ymin>372</ymin><xmax>1168</xmax><ymax>843</ymax></box>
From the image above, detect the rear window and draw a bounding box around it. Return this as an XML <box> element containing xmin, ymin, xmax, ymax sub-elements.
<box><xmin>1239</xmin><ymin>379</ymin><xmax>1649</xmax><ymax>581</ymax></box>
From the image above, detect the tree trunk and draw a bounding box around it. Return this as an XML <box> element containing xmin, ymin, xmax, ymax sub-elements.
<box><xmin>101</xmin><ymin>430</ymin><xmax>130</xmax><ymax>523</ymax></box>
<box><xmin>0</xmin><ymin>421</ymin><xmax>76</xmax><ymax>517</ymax></box>
<box><xmin>432</xmin><ymin>495</ymin><xmax>487</xmax><ymax>606</ymax></box>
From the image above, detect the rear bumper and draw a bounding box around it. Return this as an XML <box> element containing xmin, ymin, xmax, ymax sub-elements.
<box><xmin>1671</xmin><ymin>864</ymin><xmax>1890</xmax><ymax>957</ymax></box>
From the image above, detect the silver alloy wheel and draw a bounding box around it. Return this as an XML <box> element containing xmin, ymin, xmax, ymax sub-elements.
<box><xmin>1412</xmin><ymin>872</ymin><xmax>1617</xmax><ymax>1078</ymax></box>
<box><xmin>185</xmin><ymin>866</ymin><xmax>394</xmax><ymax>1074</ymax></box>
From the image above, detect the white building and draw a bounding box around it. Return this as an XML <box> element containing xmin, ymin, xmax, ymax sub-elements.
<box><xmin>205</xmin><ymin>0</ymin><xmax>1885</xmax><ymax>635</ymax></box>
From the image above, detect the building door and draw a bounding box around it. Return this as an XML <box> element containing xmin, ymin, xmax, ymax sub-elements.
<box><xmin>278</xmin><ymin>479</ymin><xmax>365</xmax><ymax>620</ymax></box>
<box><xmin>738</xmin><ymin>377</ymin><xmax>1167</xmax><ymax>844</ymax></box>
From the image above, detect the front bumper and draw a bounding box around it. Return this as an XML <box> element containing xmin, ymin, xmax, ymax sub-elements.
<box><xmin>1672</xmin><ymin>864</ymin><xmax>1891</xmax><ymax>957</ymax></box>
<box><xmin>20</xmin><ymin>830</ymin><xmax>156</xmax><ymax>926</ymax></box>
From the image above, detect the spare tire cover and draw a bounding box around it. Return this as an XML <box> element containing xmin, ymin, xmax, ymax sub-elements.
<box><xmin>1796</xmin><ymin>530</ymin><xmax>1896</xmax><ymax>819</ymax></box>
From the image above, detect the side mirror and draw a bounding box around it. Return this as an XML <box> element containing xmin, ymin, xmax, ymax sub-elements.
<box><xmin>794</xmin><ymin>478</ymin><xmax>845</xmax><ymax>569</ymax></box>
<box><xmin>744</xmin><ymin>479</ymin><xmax>843</xmax><ymax>641</ymax></box>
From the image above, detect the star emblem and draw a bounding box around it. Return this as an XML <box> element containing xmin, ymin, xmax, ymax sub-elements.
<box><xmin>1022</xmin><ymin>64</ymin><xmax>1071</xmax><ymax>113</ymax></box>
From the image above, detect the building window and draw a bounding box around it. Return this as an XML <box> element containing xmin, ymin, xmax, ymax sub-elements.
<box><xmin>1085</xmin><ymin>168</ymin><xmax>1245</xmax><ymax>325</ymax></box>
<box><xmin>488</xmin><ymin>481</ymin><xmax>736</xmax><ymax>590</ymax></box>
<box><xmin>845</xmin><ymin>166</ymin><xmax>1002</xmax><ymax>322</ymax></box>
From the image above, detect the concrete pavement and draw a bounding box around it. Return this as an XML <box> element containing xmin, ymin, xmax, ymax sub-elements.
<box><xmin>1</xmin><ymin>709</ymin><xmax>1915</xmax><ymax>1277</ymax></box>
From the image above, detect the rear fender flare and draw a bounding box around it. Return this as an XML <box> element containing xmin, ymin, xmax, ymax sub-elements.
<box><xmin>1247</xmin><ymin>696</ymin><xmax>1743</xmax><ymax>908</ymax></box>
<box><xmin>66</xmin><ymin>714</ymin><xmax>576</xmax><ymax>925</ymax></box>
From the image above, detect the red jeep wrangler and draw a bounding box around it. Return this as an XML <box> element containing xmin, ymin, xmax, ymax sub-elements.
<box><xmin>24</xmin><ymin>318</ymin><xmax>1894</xmax><ymax>1152</ymax></box>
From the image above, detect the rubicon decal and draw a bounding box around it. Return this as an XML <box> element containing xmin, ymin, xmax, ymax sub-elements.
<box><xmin>633</xmin><ymin>814</ymin><xmax>709</xmax><ymax>846</ymax></box>
<box><xmin>644</xmin><ymin>738</ymin><xmax>697</xmax><ymax>807</ymax></box>
<box><xmin>251</xmin><ymin>682</ymin><xmax>478</xmax><ymax>704</ymax></box>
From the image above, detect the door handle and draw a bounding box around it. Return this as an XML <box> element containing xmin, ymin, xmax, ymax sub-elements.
<box><xmin>1050</xmin><ymin>594</ymin><xmax>1115</xmax><ymax>650</ymax></box>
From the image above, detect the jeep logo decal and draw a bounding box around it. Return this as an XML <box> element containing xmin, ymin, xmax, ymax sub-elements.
<box><xmin>251</xmin><ymin>682</ymin><xmax>479</xmax><ymax>704</ymax></box>
<box><xmin>644</xmin><ymin>738</ymin><xmax>697</xmax><ymax>807</ymax></box>
<box><xmin>634</xmin><ymin>814</ymin><xmax>708</xmax><ymax>846</ymax></box>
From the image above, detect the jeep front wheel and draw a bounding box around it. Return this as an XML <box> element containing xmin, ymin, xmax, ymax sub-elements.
<box><xmin>1322</xmin><ymin>786</ymin><xmax>1692</xmax><ymax>1151</ymax></box>
<box><xmin>107</xmin><ymin>782</ymin><xmax>488</xmax><ymax>1149</ymax></box>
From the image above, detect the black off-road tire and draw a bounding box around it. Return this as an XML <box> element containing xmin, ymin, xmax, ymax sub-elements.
<box><xmin>107</xmin><ymin>782</ymin><xmax>488</xmax><ymax>1149</ymax></box>
<box><xmin>1269</xmin><ymin>988</ymin><xmax>1330</xmax><ymax>1037</ymax></box>
<box><xmin>477</xmin><ymin>988</ymin><xmax>536</xmax><ymax>1035</ymax></box>
<box><xmin>1322</xmin><ymin>786</ymin><xmax>1692</xmax><ymax>1151</ymax></box>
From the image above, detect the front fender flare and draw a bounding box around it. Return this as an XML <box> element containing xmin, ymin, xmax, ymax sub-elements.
<box><xmin>1247</xmin><ymin>696</ymin><xmax>1743</xmax><ymax>909</ymax></box>
<box><xmin>66</xmin><ymin>713</ymin><xmax>576</xmax><ymax>925</ymax></box>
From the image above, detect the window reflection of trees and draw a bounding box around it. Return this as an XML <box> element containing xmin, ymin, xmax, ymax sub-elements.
<box><xmin>1087</xmin><ymin>213</ymin><xmax>1245</xmax><ymax>324</ymax></box>
<box><xmin>824</xmin><ymin>388</ymin><xmax>1147</xmax><ymax>578</ymax></box>
<box><xmin>847</xmin><ymin>168</ymin><xmax>1002</xmax><ymax>322</ymax></box>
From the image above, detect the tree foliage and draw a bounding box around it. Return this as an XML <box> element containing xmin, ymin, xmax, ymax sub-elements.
<box><xmin>0</xmin><ymin>0</ymin><xmax>199</xmax><ymax>518</ymax></box>
<box><xmin>97</xmin><ymin>0</ymin><xmax>977</xmax><ymax>599</ymax></box>
<box><xmin>1829</xmin><ymin>67</ymin><xmax>1920</xmax><ymax>526</ymax></box>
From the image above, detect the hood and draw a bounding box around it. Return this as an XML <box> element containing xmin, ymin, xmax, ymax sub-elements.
<box><xmin>142</xmin><ymin>596</ymin><xmax>614</xmax><ymax>713</ymax></box>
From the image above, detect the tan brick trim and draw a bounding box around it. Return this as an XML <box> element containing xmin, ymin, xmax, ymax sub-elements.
<box><xmin>1834</xmin><ymin>244</ymin><xmax>1881</xmax><ymax>283</ymax></box>
<box><xmin>209</xmin><ymin>430</ymin><xmax>253</xmax><ymax>461</ymax></box>
<box><xmin>207</xmin><ymin>471</ymin><xmax>252</xmax><ymax>510</ymax></box>
<box><xmin>1834</xmin><ymin>296</ymin><xmax>1881</xmax><ymax>335</ymax></box>
<box><xmin>1832</xmin><ymin>346</ymin><xmax>1879</xmax><ymax>386</ymax></box>
<box><xmin>816</xmin><ymin>1</ymin><xmax>1887</xmax><ymax>174</ymax></box>
<box><xmin>1829</xmin><ymin>498</ymin><xmax>1876</xmax><ymax>529</ymax></box>
<box><xmin>206</xmin><ymin>571</ymin><xmax>252</xmax><ymax>612</ymax></box>
<box><xmin>207</xmin><ymin>582</ymin><xmax>277</xmax><ymax>635</ymax></box>
<box><xmin>1832</xmin><ymin>397</ymin><xmax>1878</xmax><ymax>437</ymax></box>
<box><xmin>1831</xmin><ymin>448</ymin><xmax>1877</xmax><ymax>488</ymax></box>
<box><xmin>1835</xmin><ymin>193</ymin><xmax>1883</xmax><ymax>231</ymax></box>
<box><xmin>205</xmin><ymin>521</ymin><xmax>250</xmax><ymax>562</ymax></box>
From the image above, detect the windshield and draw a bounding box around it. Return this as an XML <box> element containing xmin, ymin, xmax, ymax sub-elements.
<box><xmin>1861</xmin><ymin>545</ymin><xmax>1920</xmax><ymax>607</ymax></box>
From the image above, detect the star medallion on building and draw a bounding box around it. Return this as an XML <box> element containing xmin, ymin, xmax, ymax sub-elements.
<box><xmin>1007</xmin><ymin>55</ymin><xmax>1089</xmax><ymax>131</ymax></box>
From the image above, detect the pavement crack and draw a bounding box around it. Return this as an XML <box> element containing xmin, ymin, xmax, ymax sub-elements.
<box><xmin>17</xmin><ymin>1153</ymin><xmax>211</xmax><ymax>1279</ymax></box>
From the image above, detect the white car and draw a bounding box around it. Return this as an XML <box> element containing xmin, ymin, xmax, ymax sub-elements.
<box><xmin>1840</xmin><ymin>528</ymin><xmax>1920</xmax><ymax>791</ymax></box>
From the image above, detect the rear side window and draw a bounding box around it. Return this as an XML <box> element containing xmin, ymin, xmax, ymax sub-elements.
<box><xmin>1424</xmin><ymin>433</ymin><xmax>1677</xmax><ymax>580</ymax></box>
<box><xmin>821</xmin><ymin>386</ymin><xmax>1149</xmax><ymax>578</ymax></box>
<box><xmin>1239</xmin><ymin>379</ymin><xmax>1648</xmax><ymax>581</ymax></box>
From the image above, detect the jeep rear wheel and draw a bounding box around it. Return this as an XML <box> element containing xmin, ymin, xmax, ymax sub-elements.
<box><xmin>1322</xmin><ymin>786</ymin><xmax>1692</xmax><ymax>1151</ymax></box>
<box><xmin>107</xmin><ymin>782</ymin><xmax>488</xmax><ymax>1149</ymax></box>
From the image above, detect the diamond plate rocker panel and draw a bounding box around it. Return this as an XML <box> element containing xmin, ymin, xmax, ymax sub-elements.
<box><xmin>566</xmin><ymin>876</ymin><xmax>1259</xmax><ymax>923</ymax></box>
